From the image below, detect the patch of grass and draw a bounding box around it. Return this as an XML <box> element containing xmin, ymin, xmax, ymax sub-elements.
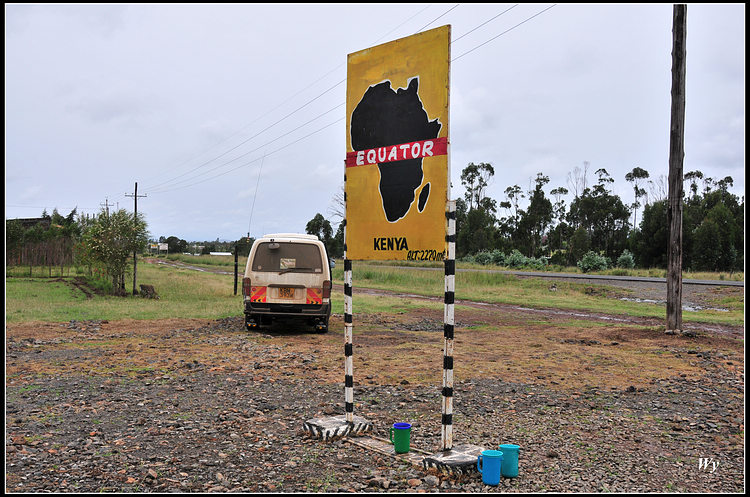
<box><xmin>5</xmin><ymin>262</ymin><xmax>241</xmax><ymax>323</ymax></box>
<box><xmin>333</xmin><ymin>264</ymin><xmax>744</xmax><ymax>327</ymax></box>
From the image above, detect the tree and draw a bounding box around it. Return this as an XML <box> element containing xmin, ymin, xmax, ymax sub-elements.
<box><xmin>625</xmin><ymin>166</ymin><xmax>650</xmax><ymax>229</ymax></box>
<box><xmin>567</xmin><ymin>169</ymin><xmax>629</xmax><ymax>261</ymax></box>
<box><xmin>568</xmin><ymin>227</ymin><xmax>591</xmax><ymax>265</ymax></box>
<box><xmin>631</xmin><ymin>200</ymin><xmax>669</xmax><ymax>268</ymax></box>
<box><xmin>79</xmin><ymin>209</ymin><xmax>148</xmax><ymax>294</ymax></box>
<box><xmin>691</xmin><ymin>218</ymin><xmax>722</xmax><ymax>271</ymax></box>
<box><xmin>456</xmin><ymin>206</ymin><xmax>497</xmax><ymax>257</ymax></box>
<box><xmin>455</xmin><ymin>163</ymin><xmax>499</xmax><ymax>257</ymax></box>
<box><xmin>305</xmin><ymin>213</ymin><xmax>333</xmax><ymax>253</ymax></box>
<box><xmin>502</xmin><ymin>184</ymin><xmax>524</xmax><ymax>232</ymax></box>
<box><xmin>549</xmin><ymin>186</ymin><xmax>569</xmax><ymax>253</ymax></box>
<box><xmin>329</xmin><ymin>222</ymin><xmax>344</xmax><ymax>259</ymax></box>
<box><xmin>704</xmin><ymin>203</ymin><xmax>738</xmax><ymax>271</ymax></box>
<box><xmin>328</xmin><ymin>184</ymin><xmax>345</xmax><ymax>226</ymax></box>
<box><xmin>6</xmin><ymin>219</ymin><xmax>24</xmax><ymax>256</ymax></box>
<box><xmin>165</xmin><ymin>236</ymin><xmax>188</xmax><ymax>254</ymax></box>
<box><xmin>516</xmin><ymin>173</ymin><xmax>553</xmax><ymax>257</ymax></box>
<box><xmin>684</xmin><ymin>170</ymin><xmax>703</xmax><ymax>199</ymax></box>
<box><xmin>234</xmin><ymin>236</ymin><xmax>255</xmax><ymax>257</ymax></box>
<box><xmin>567</xmin><ymin>161</ymin><xmax>590</xmax><ymax>199</ymax></box>
<box><xmin>460</xmin><ymin>162</ymin><xmax>495</xmax><ymax>211</ymax></box>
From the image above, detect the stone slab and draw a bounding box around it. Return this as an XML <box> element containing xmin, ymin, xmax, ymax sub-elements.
<box><xmin>302</xmin><ymin>415</ymin><xmax>372</xmax><ymax>441</ymax></box>
<box><xmin>344</xmin><ymin>435</ymin><xmax>428</xmax><ymax>468</ymax></box>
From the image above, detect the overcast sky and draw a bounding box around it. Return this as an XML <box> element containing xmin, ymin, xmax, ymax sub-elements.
<box><xmin>5</xmin><ymin>3</ymin><xmax>745</xmax><ymax>243</ymax></box>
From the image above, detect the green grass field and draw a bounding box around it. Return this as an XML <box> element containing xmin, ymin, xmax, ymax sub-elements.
<box><xmin>6</xmin><ymin>263</ymin><xmax>241</xmax><ymax>323</ymax></box>
<box><xmin>5</xmin><ymin>260</ymin><xmax>744</xmax><ymax>326</ymax></box>
<box><xmin>331</xmin><ymin>264</ymin><xmax>744</xmax><ymax>327</ymax></box>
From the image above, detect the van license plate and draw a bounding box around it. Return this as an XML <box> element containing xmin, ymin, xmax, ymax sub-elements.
<box><xmin>278</xmin><ymin>287</ymin><xmax>295</xmax><ymax>299</ymax></box>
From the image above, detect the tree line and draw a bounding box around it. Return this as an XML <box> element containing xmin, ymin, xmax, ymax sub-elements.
<box><xmin>456</xmin><ymin>161</ymin><xmax>743</xmax><ymax>272</ymax></box>
<box><xmin>305</xmin><ymin>161</ymin><xmax>743</xmax><ymax>272</ymax></box>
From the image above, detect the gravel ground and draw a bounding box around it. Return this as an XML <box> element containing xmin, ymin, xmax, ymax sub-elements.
<box><xmin>5</xmin><ymin>312</ymin><xmax>744</xmax><ymax>493</ymax></box>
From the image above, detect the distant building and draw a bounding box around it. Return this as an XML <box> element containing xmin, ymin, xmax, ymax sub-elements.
<box><xmin>209</xmin><ymin>252</ymin><xmax>233</xmax><ymax>256</ymax></box>
<box><xmin>8</xmin><ymin>218</ymin><xmax>51</xmax><ymax>229</ymax></box>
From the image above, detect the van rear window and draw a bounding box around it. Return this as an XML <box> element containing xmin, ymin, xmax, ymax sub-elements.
<box><xmin>252</xmin><ymin>242</ymin><xmax>323</xmax><ymax>273</ymax></box>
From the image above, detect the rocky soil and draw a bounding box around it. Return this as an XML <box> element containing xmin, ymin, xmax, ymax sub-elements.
<box><xmin>5</xmin><ymin>283</ymin><xmax>745</xmax><ymax>493</ymax></box>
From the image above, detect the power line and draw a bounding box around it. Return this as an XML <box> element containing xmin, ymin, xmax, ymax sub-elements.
<box><xmin>141</xmin><ymin>5</ymin><xmax>438</xmax><ymax>195</ymax></box>
<box><xmin>453</xmin><ymin>4</ymin><xmax>556</xmax><ymax>62</ymax></box>
<box><xmin>372</xmin><ymin>4</ymin><xmax>434</xmax><ymax>44</ymax></box>
<box><xmin>145</xmin><ymin>79</ymin><xmax>345</xmax><ymax>192</ymax></box>
<box><xmin>452</xmin><ymin>4</ymin><xmax>518</xmax><ymax>43</ymax></box>
<box><xmin>147</xmin><ymin>102</ymin><xmax>345</xmax><ymax>194</ymax></box>
<box><xmin>247</xmin><ymin>152</ymin><xmax>266</xmax><ymax>238</ymax></box>
<box><xmin>141</xmin><ymin>4</ymin><xmax>556</xmax><ymax>196</ymax></box>
<box><xmin>143</xmin><ymin>5</ymin><xmax>474</xmax><ymax>197</ymax></box>
<box><xmin>149</xmin><ymin>116</ymin><xmax>344</xmax><ymax>195</ymax></box>
<box><xmin>416</xmin><ymin>3</ymin><xmax>460</xmax><ymax>33</ymax></box>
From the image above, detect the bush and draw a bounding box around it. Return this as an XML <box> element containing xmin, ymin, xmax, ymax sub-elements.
<box><xmin>504</xmin><ymin>249</ymin><xmax>528</xmax><ymax>268</ymax></box>
<box><xmin>464</xmin><ymin>249</ymin><xmax>548</xmax><ymax>271</ymax></box>
<box><xmin>577</xmin><ymin>251</ymin><xmax>609</xmax><ymax>273</ymax></box>
<box><xmin>616</xmin><ymin>250</ymin><xmax>636</xmax><ymax>269</ymax></box>
<box><xmin>489</xmin><ymin>249</ymin><xmax>505</xmax><ymax>265</ymax></box>
<box><xmin>526</xmin><ymin>255</ymin><xmax>549</xmax><ymax>271</ymax></box>
<box><xmin>473</xmin><ymin>250</ymin><xmax>493</xmax><ymax>265</ymax></box>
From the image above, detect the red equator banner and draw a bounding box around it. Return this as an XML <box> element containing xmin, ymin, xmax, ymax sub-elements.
<box><xmin>345</xmin><ymin>136</ymin><xmax>448</xmax><ymax>168</ymax></box>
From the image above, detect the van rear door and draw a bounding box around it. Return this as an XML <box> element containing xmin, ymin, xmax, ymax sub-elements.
<box><xmin>249</xmin><ymin>241</ymin><xmax>325</xmax><ymax>303</ymax></box>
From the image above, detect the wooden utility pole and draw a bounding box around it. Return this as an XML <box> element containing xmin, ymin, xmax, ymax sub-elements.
<box><xmin>126</xmin><ymin>182</ymin><xmax>147</xmax><ymax>295</ymax></box>
<box><xmin>666</xmin><ymin>4</ymin><xmax>686</xmax><ymax>333</ymax></box>
<box><xmin>234</xmin><ymin>243</ymin><xmax>239</xmax><ymax>296</ymax></box>
<box><xmin>100</xmin><ymin>198</ymin><xmax>114</xmax><ymax>217</ymax></box>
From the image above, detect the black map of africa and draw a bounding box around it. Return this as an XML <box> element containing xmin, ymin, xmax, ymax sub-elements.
<box><xmin>350</xmin><ymin>78</ymin><xmax>441</xmax><ymax>222</ymax></box>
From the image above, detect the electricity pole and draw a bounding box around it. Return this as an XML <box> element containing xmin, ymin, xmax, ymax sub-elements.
<box><xmin>126</xmin><ymin>182</ymin><xmax>147</xmax><ymax>295</ymax></box>
<box><xmin>100</xmin><ymin>198</ymin><xmax>114</xmax><ymax>217</ymax></box>
<box><xmin>666</xmin><ymin>4</ymin><xmax>686</xmax><ymax>333</ymax></box>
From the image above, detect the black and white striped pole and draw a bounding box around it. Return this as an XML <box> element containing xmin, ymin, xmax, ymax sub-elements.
<box><xmin>343</xmin><ymin>251</ymin><xmax>354</xmax><ymax>423</ymax></box>
<box><xmin>425</xmin><ymin>200</ymin><xmax>486</xmax><ymax>473</ymax></box>
<box><xmin>342</xmin><ymin>170</ymin><xmax>355</xmax><ymax>423</ymax></box>
<box><xmin>442</xmin><ymin>199</ymin><xmax>457</xmax><ymax>451</ymax></box>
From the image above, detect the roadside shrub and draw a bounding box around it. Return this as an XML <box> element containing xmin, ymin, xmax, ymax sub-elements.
<box><xmin>465</xmin><ymin>249</ymin><xmax>548</xmax><ymax>270</ymax></box>
<box><xmin>489</xmin><ymin>249</ymin><xmax>505</xmax><ymax>266</ymax></box>
<box><xmin>504</xmin><ymin>249</ymin><xmax>528</xmax><ymax>268</ymax></box>
<box><xmin>459</xmin><ymin>254</ymin><xmax>475</xmax><ymax>264</ymax></box>
<box><xmin>616</xmin><ymin>250</ymin><xmax>636</xmax><ymax>269</ymax></box>
<box><xmin>526</xmin><ymin>255</ymin><xmax>549</xmax><ymax>271</ymax></box>
<box><xmin>474</xmin><ymin>250</ymin><xmax>493</xmax><ymax>266</ymax></box>
<box><xmin>577</xmin><ymin>251</ymin><xmax>609</xmax><ymax>273</ymax></box>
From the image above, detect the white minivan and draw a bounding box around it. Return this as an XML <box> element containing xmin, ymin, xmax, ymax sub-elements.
<box><xmin>242</xmin><ymin>233</ymin><xmax>332</xmax><ymax>332</ymax></box>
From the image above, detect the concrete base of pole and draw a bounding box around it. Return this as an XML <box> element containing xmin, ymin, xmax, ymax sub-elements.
<box><xmin>423</xmin><ymin>444</ymin><xmax>486</xmax><ymax>476</ymax></box>
<box><xmin>302</xmin><ymin>415</ymin><xmax>372</xmax><ymax>441</ymax></box>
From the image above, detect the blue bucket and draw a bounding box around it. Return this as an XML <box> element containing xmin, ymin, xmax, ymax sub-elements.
<box><xmin>477</xmin><ymin>449</ymin><xmax>503</xmax><ymax>486</ymax></box>
<box><xmin>499</xmin><ymin>444</ymin><xmax>520</xmax><ymax>478</ymax></box>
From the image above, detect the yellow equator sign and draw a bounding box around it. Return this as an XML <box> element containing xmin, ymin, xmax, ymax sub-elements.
<box><xmin>345</xmin><ymin>25</ymin><xmax>450</xmax><ymax>261</ymax></box>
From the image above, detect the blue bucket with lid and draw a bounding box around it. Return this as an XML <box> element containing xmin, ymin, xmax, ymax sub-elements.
<box><xmin>477</xmin><ymin>449</ymin><xmax>503</xmax><ymax>486</ymax></box>
<box><xmin>499</xmin><ymin>444</ymin><xmax>520</xmax><ymax>478</ymax></box>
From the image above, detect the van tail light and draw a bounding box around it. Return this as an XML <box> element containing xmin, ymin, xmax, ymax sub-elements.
<box><xmin>322</xmin><ymin>280</ymin><xmax>331</xmax><ymax>299</ymax></box>
<box><xmin>242</xmin><ymin>277</ymin><xmax>252</xmax><ymax>297</ymax></box>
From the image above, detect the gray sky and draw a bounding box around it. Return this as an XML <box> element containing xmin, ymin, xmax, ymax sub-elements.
<box><xmin>5</xmin><ymin>3</ymin><xmax>745</xmax><ymax>242</ymax></box>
